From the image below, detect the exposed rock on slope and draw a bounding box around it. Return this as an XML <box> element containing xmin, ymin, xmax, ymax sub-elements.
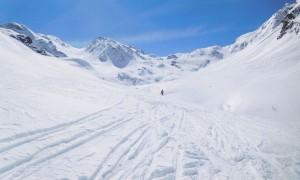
<box><xmin>0</xmin><ymin>22</ymin><xmax>67</xmax><ymax>57</ymax></box>
<box><xmin>278</xmin><ymin>2</ymin><xmax>300</xmax><ymax>39</ymax></box>
<box><xmin>85</xmin><ymin>37</ymin><xmax>150</xmax><ymax>68</ymax></box>
<box><xmin>229</xmin><ymin>1</ymin><xmax>300</xmax><ymax>53</ymax></box>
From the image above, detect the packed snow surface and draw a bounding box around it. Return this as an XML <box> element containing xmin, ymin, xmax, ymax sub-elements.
<box><xmin>1</xmin><ymin>1</ymin><xmax>300</xmax><ymax>179</ymax></box>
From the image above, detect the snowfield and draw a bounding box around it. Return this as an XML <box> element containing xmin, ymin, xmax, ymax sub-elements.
<box><xmin>1</xmin><ymin>1</ymin><xmax>300</xmax><ymax>179</ymax></box>
<box><xmin>1</xmin><ymin>91</ymin><xmax>299</xmax><ymax>179</ymax></box>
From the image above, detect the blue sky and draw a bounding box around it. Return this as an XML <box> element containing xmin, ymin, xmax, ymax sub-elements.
<box><xmin>0</xmin><ymin>0</ymin><xmax>296</xmax><ymax>55</ymax></box>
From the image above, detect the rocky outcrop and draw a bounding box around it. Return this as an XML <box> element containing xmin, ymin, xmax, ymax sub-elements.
<box><xmin>0</xmin><ymin>22</ymin><xmax>67</xmax><ymax>57</ymax></box>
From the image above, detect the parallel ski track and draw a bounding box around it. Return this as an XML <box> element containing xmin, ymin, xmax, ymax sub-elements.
<box><xmin>0</xmin><ymin>95</ymin><xmax>287</xmax><ymax>179</ymax></box>
<box><xmin>0</xmin><ymin>96</ymin><xmax>141</xmax><ymax>178</ymax></box>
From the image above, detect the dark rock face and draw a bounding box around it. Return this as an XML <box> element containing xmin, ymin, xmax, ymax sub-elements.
<box><xmin>170</xmin><ymin>60</ymin><xmax>181</xmax><ymax>69</ymax></box>
<box><xmin>9</xmin><ymin>34</ymin><xmax>47</xmax><ymax>55</ymax></box>
<box><xmin>12</xmin><ymin>35</ymin><xmax>32</xmax><ymax>44</ymax></box>
<box><xmin>167</xmin><ymin>54</ymin><xmax>178</xmax><ymax>60</ymax></box>
<box><xmin>278</xmin><ymin>5</ymin><xmax>300</xmax><ymax>39</ymax></box>
<box><xmin>9</xmin><ymin>34</ymin><xmax>66</xmax><ymax>57</ymax></box>
<box><xmin>210</xmin><ymin>49</ymin><xmax>224</xmax><ymax>59</ymax></box>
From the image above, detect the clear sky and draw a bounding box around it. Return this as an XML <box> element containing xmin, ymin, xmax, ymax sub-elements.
<box><xmin>0</xmin><ymin>0</ymin><xmax>296</xmax><ymax>56</ymax></box>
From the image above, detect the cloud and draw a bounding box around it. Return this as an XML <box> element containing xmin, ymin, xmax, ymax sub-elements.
<box><xmin>41</xmin><ymin>0</ymin><xmax>131</xmax><ymax>39</ymax></box>
<box><xmin>118</xmin><ymin>26</ymin><xmax>204</xmax><ymax>44</ymax></box>
<box><xmin>66</xmin><ymin>39</ymin><xmax>90</xmax><ymax>48</ymax></box>
<box><xmin>66</xmin><ymin>25</ymin><xmax>229</xmax><ymax>48</ymax></box>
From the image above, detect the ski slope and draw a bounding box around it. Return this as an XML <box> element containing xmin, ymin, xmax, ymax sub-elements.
<box><xmin>1</xmin><ymin>37</ymin><xmax>299</xmax><ymax>178</ymax></box>
<box><xmin>1</xmin><ymin>92</ymin><xmax>299</xmax><ymax>179</ymax></box>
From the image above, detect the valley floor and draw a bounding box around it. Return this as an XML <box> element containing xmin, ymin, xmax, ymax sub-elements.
<box><xmin>0</xmin><ymin>91</ymin><xmax>299</xmax><ymax>180</ymax></box>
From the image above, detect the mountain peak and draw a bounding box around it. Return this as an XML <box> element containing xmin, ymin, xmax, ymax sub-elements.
<box><xmin>84</xmin><ymin>37</ymin><xmax>147</xmax><ymax>68</ymax></box>
<box><xmin>95</xmin><ymin>37</ymin><xmax>114</xmax><ymax>41</ymax></box>
<box><xmin>0</xmin><ymin>22</ymin><xmax>34</xmax><ymax>37</ymax></box>
<box><xmin>228</xmin><ymin>1</ymin><xmax>300</xmax><ymax>53</ymax></box>
<box><xmin>1</xmin><ymin>22</ymin><xmax>27</xmax><ymax>30</ymax></box>
<box><xmin>87</xmin><ymin>37</ymin><xmax>121</xmax><ymax>48</ymax></box>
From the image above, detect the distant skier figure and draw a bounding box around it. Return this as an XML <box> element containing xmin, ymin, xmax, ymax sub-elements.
<box><xmin>161</xmin><ymin>89</ymin><xmax>164</xmax><ymax>96</ymax></box>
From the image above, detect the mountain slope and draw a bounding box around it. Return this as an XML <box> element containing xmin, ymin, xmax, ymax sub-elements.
<box><xmin>0</xmin><ymin>28</ymin><xmax>127</xmax><ymax>135</ymax></box>
<box><xmin>164</xmin><ymin>46</ymin><xmax>229</xmax><ymax>71</ymax></box>
<box><xmin>163</xmin><ymin>1</ymin><xmax>300</xmax><ymax>123</ymax></box>
<box><xmin>84</xmin><ymin>37</ymin><xmax>154</xmax><ymax>68</ymax></box>
<box><xmin>0</xmin><ymin>22</ymin><xmax>70</xmax><ymax>57</ymax></box>
<box><xmin>228</xmin><ymin>2</ymin><xmax>300</xmax><ymax>53</ymax></box>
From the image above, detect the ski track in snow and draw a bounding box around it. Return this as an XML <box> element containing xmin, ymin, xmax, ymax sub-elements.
<box><xmin>0</xmin><ymin>94</ymin><xmax>299</xmax><ymax>180</ymax></box>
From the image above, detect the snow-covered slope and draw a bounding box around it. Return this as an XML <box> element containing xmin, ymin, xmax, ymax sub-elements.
<box><xmin>164</xmin><ymin>46</ymin><xmax>229</xmax><ymax>71</ymax></box>
<box><xmin>228</xmin><ymin>2</ymin><xmax>300</xmax><ymax>53</ymax></box>
<box><xmin>0</xmin><ymin>22</ymin><xmax>69</xmax><ymax>57</ymax></box>
<box><xmin>0</xmin><ymin>27</ymin><xmax>126</xmax><ymax>130</ymax></box>
<box><xmin>161</xmin><ymin>1</ymin><xmax>300</xmax><ymax>124</ymax></box>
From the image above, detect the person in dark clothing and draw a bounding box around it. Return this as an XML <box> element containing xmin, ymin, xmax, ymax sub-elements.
<box><xmin>161</xmin><ymin>89</ymin><xmax>164</xmax><ymax>96</ymax></box>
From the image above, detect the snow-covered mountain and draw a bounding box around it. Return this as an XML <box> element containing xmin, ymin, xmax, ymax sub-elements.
<box><xmin>0</xmin><ymin>22</ymin><xmax>70</xmax><ymax>57</ymax></box>
<box><xmin>164</xmin><ymin>46</ymin><xmax>228</xmax><ymax>71</ymax></box>
<box><xmin>228</xmin><ymin>2</ymin><xmax>300</xmax><ymax>53</ymax></box>
<box><xmin>0</xmin><ymin>1</ymin><xmax>300</xmax><ymax>179</ymax></box>
<box><xmin>84</xmin><ymin>37</ymin><xmax>153</xmax><ymax>68</ymax></box>
<box><xmin>1</xmin><ymin>0</ymin><xmax>300</xmax><ymax>86</ymax></box>
<box><xmin>1</xmin><ymin>1</ymin><xmax>300</xmax><ymax>73</ymax></box>
<box><xmin>163</xmin><ymin>1</ymin><xmax>300</xmax><ymax>123</ymax></box>
<box><xmin>81</xmin><ymin>39</ymin><xmax>231</xmax><ymax>84</ymax></box>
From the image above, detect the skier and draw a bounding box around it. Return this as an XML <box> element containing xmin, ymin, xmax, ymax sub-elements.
<box><xmin>161</xmin><ymin>89</ymin><xmax>164</xmax><ymax>96</ymax></box>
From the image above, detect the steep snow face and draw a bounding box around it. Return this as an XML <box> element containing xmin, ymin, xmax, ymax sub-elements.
<box><xmin>278</xmin><ymin>1</ymin><xmax>300</xmax><ymax>39</ymax></box>
<box><xmin>0</xmin><ymin>22</ymin><xmax>68</xmax><ymax>57</ymax></box>
<box><xmin>85</xmin><ymin>37</ymin><xmax>149</xmax><ymax>68</ymax></box>
<box><xmin>228</xmin><ymin>2</ymin><xmax>300</xmax><ymax>53</ymax></box>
